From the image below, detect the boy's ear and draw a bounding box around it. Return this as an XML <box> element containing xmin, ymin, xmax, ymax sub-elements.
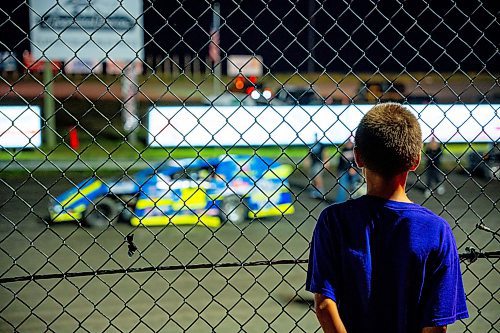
<box><xmin>354</xmin><ymin>147</ymin><xmax>364</xmax><ymax>168</ymax></box>
<box><xmin>409</xmin><ymin>152</ymin><xmax>421</xmax><ymax>171</ymax></box>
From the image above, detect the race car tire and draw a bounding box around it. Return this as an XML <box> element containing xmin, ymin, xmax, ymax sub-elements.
<box><xmin>219</xmin><ymin>195</ymin><xmax>248</xmax><ymax>224</ymax></box>
<box><xmin>119</xmin><ymin>206</ymin><xmax>134</xmax><ymax>223</ymax></box>
<box><xmin>117</xmin><ymin>196</ymin><xmax>136</xmax><ymax>223</ymax></box>
<box><xmin>84</xmin><ymin>197</ymin><xmax>120</xmax><ymax>228</ymax></box>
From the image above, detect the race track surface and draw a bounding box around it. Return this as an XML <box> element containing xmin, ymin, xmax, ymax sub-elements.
<box><xmin>0</xmin><ymin>170</ymin><xmax>498</xmax><ymax>332</ymax></box>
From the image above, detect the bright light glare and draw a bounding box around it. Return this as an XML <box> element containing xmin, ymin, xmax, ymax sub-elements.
<box><xmin>149</xmin><ymin>104</ymin><xmax>500</xmax><ymax>147</ymax></box>
<box><xmin>262</xmin><ymin>90</ymin><xmax>272</xmax><ymax>99</ymax></box>
<box><xmin>250</xmin><ymin>90</ymin><xmax>261</xmax><ymax>99</ymax></box>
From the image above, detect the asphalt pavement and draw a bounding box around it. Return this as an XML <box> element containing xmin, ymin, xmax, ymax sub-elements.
<box><xmin>0</xmin><ymin>166</ymin><xmax>498</xmax><ymax>332</ymax></box>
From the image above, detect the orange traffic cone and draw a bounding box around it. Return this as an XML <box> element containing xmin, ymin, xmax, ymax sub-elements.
<box><xmin>69</xmin><ymin>126</ymin><xmax>79</xmax><ymax>150</ymax></box>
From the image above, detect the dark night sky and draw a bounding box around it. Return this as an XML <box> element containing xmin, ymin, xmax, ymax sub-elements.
<box><xmin>1</xmin><ymin>0</ymin><xmax>499</xmax><ymax>73</ymax></box>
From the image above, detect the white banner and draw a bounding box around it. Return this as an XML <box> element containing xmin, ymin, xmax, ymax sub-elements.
<box><xmin>0</xmin><ymin>106</ymin><xmax>42</xmax><ymax>148</ymax></box>
<box><xmin>29</xmin><ymin>0</ymin><xmax>144</xmax><ymax>62</ymax></box>
<box><xmin>148</xmin><ymin>104</ymin><xmax>500</xmax><ymax>147</ymax></box>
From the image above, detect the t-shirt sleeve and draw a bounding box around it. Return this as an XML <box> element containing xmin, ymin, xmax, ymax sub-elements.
<box><xmin>421</xmin><ymin>223</ymin><xmax>469</xmax><ymax>327</ymax></box>
<box><xmin>305</xmin><ymin>209</ymin><xmax>338</xmax><ymax>302</ymax></box>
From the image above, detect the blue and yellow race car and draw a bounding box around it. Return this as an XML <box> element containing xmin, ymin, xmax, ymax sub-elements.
<box><xmin>48</xmin><ymin>155</ymin><xmax>295</xmax><ymax>227</ymax></box>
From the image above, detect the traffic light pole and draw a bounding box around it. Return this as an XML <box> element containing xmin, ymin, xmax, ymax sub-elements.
<box><xmin>212</xmin><ymin>2</ymin><xmax>221</xmax><ymax>95</ymax></box>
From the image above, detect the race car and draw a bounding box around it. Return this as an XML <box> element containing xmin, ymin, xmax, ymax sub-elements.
<box><xmin>48</xmin><ymin>155</ymin><xmax>295</xmax><ymax>228</ymax></box>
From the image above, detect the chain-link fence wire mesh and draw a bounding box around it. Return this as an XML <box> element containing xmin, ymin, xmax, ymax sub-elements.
<box><xmin>0</xmin><ymin>0</ymin><xmax>499</xmax><ymax>332</ymax></box>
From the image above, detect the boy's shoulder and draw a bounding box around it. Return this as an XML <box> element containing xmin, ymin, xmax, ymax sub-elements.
<box><xmin>318</xmin><ymin>196</ymin><xmax>453</xmax><ymax>252</ymax></box>
<box><xmin>321</xmin><ymin>195</ymin><xmax>450</xmax><ymax>232</ymax></box>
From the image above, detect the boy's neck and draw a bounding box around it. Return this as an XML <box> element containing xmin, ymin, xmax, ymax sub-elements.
<box><xmin>364</xmin><ymin>168</ymin><xmax>412</xmax><ymax>203</ymax></box>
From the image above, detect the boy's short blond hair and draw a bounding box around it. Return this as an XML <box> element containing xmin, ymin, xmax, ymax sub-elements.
<box><xmin>354</xmin><ymin>103</ymin><xmax>422</xmax><ymax>177</ymax></box>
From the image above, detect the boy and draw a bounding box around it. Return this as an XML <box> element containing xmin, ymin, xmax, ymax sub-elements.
<box><xmin>306</xmin><ymin>103</ymin><xmax>468</xmax><ymax>333</ymax></box>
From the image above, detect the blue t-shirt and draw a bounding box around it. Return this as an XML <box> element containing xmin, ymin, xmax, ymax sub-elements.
<box><xmin>306</xmin><ymin>195</ymin><xmax>468</xmax><ymax>333</ymax></box>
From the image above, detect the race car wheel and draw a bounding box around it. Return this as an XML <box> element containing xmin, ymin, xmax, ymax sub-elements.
<box><xmin>118</xmin><ymin>196</ymin><xmax>136</xmax><ymax>223</ymax></box>
<box><xmin>84</xmin><ymin>197</ymin><xmax>120</xmax><ymax>228</ymax></box>
<box><xmin>219</xmin><ymin>195</ymin><xmax>248</xmax><ymax>224</ymax></box>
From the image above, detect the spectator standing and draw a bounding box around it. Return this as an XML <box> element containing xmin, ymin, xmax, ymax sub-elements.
<box><xmin>335</xmin><ymin>139</ymin><xmax>360</xmax><ymax>202</ymax></box>
<box><xmin>424</xmin><ymin>137</ymin><xmax>445</xmax><ymax>197</ymax></box>
<box><xmin>309</xmin><ymin>133</ymin><xmax>326</xmax><ymax>199</ymax></box>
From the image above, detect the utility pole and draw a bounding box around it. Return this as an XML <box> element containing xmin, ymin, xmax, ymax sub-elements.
<box><xmin>43</xmin><ymin>60</ymin><xmax>56</xmax><ymax>148</ymax></box>
<box><xmin>210</xmin><ymin>2</ymin><xmax>221</xmax><ymax>94</ymax></box>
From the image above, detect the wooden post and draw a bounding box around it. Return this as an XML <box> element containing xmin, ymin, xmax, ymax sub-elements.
<box><xmin>172</xmin><ymin>55</ymin><xmax>179</xmax><ymax>77</ymax></box>
<box><xmin>193</xmin><ymin>56</ymin><xmax>200</xmax><ymax>81</ymax></box>
<box><xmin>155</xmin><ymin>55</ymin><xmax>162</xmax><ymax>74</ymax></box>
<box><xmin>146</xmin><ymin>56</ymin><xmax>153</xmax><ymax>74</ymax></box>
<box><xmin>184</xmin><ymin>54</ymin><xmax>192</xmax><ymax>78</ymax></box>
<box><xmin>163</xmin><ymin>55</ymin><xmax>171</xmax><ymax>76</ymax></box>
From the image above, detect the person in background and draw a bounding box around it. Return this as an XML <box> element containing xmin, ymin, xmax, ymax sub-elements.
<box><xmin>335</xmin><ymin>139</ymin><xmax>360</xmax><ymax>203</ymax></box>
<box><xmin>424</xmin><ymin>137</ymin><xmax>445</xmax><ymax>197</ymax></box>
<box><xmin>309</xmin><ymin>133</ymin><xmax>327</xmax><ymax>199</ymax></box>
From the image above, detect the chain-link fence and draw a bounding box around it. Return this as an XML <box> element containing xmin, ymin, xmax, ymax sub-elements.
<box><xmin>0</xmin><ymin>0</ymin><xmax>499</xmax><ymax>332</ymax></box>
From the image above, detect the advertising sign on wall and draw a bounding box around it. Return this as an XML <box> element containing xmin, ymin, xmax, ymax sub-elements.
<box><xmin>28</xmin><ymin>0</ymin><xmax>144</xmax><ymax>62</ymax></box>
<box><xmin>0</xmin><ymin>106</ymin><xmax>42</xmax><ymax>148</ymax></box>
<box><xmin>148</xmin><ymin>104</ymin><xmax>500</xmax><ymax>147</ymax></box>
